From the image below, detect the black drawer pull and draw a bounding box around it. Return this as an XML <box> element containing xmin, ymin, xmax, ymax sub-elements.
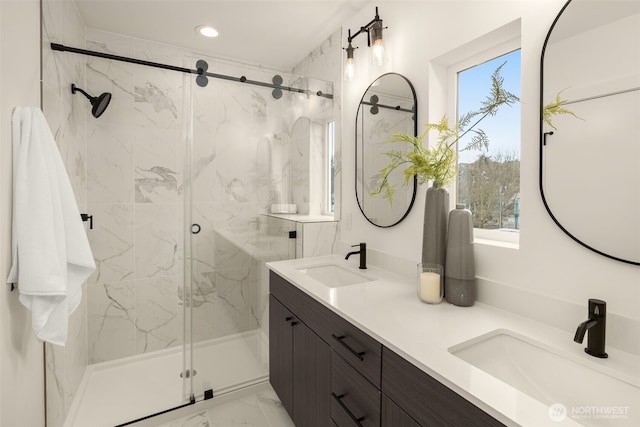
<box><xmin>332</xmin><ymin>392</ymin><xmax>365</xmax><ymax>426</ymax></box>
<box><xmin>285</xmin><ymin>316</ymin><xmax>293</xmax><ymax>321</ymax></box>
<box><xmin>332</xmin><ymin>334</ymin><xmax>365</xmax><ymax>361</ymax></box>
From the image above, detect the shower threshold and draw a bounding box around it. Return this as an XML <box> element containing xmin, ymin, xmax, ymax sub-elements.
<box><xmin>64</xmin><ymin>329</ymin><xmax>269</xmax><ymax>427</ymax></box>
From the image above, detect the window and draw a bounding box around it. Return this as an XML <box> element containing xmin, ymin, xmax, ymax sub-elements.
<box><xmin>450</xmin><ymin>45</ymin><xmax>521</xmax><ymax>241</ymax></box>
<box><xmin>325</xmin><ymin>120</ymin><xmax>335</xmax><ymax>214</ymax></box>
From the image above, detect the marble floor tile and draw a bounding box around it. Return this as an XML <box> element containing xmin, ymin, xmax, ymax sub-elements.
<box><xmin>153</xmin><ymin>386</ymin><xmax>293</xmax><ymax>427</ymax></box>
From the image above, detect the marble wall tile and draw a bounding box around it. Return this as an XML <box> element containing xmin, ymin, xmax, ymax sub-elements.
<box><xmin>135</xmin><ymin>276</ymin><xmax>180</xmax><ymax>353</ymax></box>
<box><xmin>58</xmin><ymin>93</ymin><xmax>87</xmax><ymax>206</ymax></box>
<box><xmin>301</xmin><ymin>222</ymin><xmax>339</xmax><ymax>258</ymax></box>
<box><xmin>134</xmin><ymin>67</ymin><xmax>183</xmax><ymax>129</ymax></box>
<box><xmin>213</xmin><ymin>232</ymin><xmax>254</xmax><ymax>272</ymax></box>
<box><xmin>135</xmin><ymin>126</ymin><xmax>180</xmax><ymax>203</ymax></box>
<box><xmin>77</xmin><ymin>28</ymin><xmax>338</xmax><ymax>367</ymax></box>
<box><xmin>190</xmin><ymin>203</ymin><xmax>218</xmax><ymax>273</ymax></box>
<box><xmin>42</xmin><ymin>2</ymin><xmax>89</xmax><ymax>424</ymax></box>
<box><xmin>45</xmin><ymin>343</ymin><xmax>66</xmax><ymax>427</ymax></box>
<box><xmin>135</xmin><ymin>203</ymin><xmax>178</xmax><ymax>278</ymax></box>
<box><xmin>87</xmin><ymin>203</ymin><xmax>134</xmax><ymax>284</ymax></box>
<box><xmin>86</xmin><ymin>28</ymin><xmax>135</xmax><ymax>54</ymax></box>
<box><xmin>87</xmin><ymin>123</ymin><xmax>135</xmax><ymax>203</ymax></box>
<box><xmin>41</xmin><ymin>0</ymin><xmax>63</xmax><ymax>98</ymax></box>
<box><xmin>308</xmin><ymin>120</ymin><xmax>325</xmax><ymax>215</ymax></box>
<box><xmin>214</xmin><ymin>264</ymin><xmax>260</xmax><ymax>337</ymax></box>
<box><xmin>185</xmin><ymin>271</ymin><xmax>217</xmax><ymax>343</ymax></box>
<box><xmin>88</xmin><ymin>281</ymin><xmax>135</xmax><ymax>363</ymax></box>
<box><xmin>291</xmin><ymin>117</ymin><xmax>311</xmax><ymax>214</ymax></box>
<box><xmin>291</xmin><ymin>28</ymin><xmax>342</xmax><ymax>220</ymax></box>
<box><xmin>134</xmin><ymin>37</ymin><xmax>182</xmax><ymax>65</ymax></box>
<box><xmin>65</xmin><ymin>282</ymin><xmax>87</xmax><ymax>403</ymax></box>
<box><xmin>86</xmin><ymin>55</ymin><xmax>135</xmax><ymax>126</ymax></box>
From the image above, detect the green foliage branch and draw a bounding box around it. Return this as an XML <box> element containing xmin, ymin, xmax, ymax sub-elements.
<box><xmin>542</xmin><ymin>89</ymin><xmax>583</xmax><ymax>130</ymax></box>
<box><xmin>371</xmin><ymin>62</ymin><xmax>520</xmax><ymax>202</ymax></box>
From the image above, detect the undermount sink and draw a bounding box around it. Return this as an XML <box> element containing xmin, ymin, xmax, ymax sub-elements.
<box><xmin>297</xmin><ymin>264</ymin><xmax>373</xmax><ymax>288</ymax></box>
<box><xmin>449</xmin><ymin>330</ymin><xmax>639</xmax><ymax>426</ymax></box>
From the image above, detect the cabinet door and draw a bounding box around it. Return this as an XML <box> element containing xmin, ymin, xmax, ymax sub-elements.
<box><xmin>381</xmin><ymin>395</ymin><xmax>420</xmax><ymax>427</ymax></box>
<box><xmin>269</xmin><ymin>295</ymin><xmax>294</xmax><ymax>417</ymax></box>
<box><xmin>292</xmin><ymin>319</ymin><xmax>331</xmax><ymax>427</ymax></box>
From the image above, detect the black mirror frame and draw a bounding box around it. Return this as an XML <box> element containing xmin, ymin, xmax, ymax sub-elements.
<box><xmin>539</xmin><ymin>0</ymin><xmax>640</xmax><ymax>266</ymax></box>
<box><xmin>355</xmin><ymin>72</ymin><xmax>418</xmax><ymax>228</ymax></box>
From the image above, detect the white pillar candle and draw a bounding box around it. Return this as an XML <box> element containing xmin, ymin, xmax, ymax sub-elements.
<box><xmin>420</xmin><ymin>271</ymin><xmax>441</xmax><ymax>303</ymax></box>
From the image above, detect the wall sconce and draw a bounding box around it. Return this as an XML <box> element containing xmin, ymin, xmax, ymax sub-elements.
<box><xmin>344</xmin><ymin>7</ymin><xmax>387</xmax><ymax>81</ymax></box>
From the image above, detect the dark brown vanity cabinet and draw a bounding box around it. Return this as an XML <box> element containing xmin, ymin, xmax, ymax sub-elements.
<box><xmin>269</xmin><ymin>271</ymin><xmax>504</xmax><ymax>427</ymax></box>
<box><xmin>269</xmin><ymin>295</ymin><xmax>330</xmax><ymax>427</ymax></box>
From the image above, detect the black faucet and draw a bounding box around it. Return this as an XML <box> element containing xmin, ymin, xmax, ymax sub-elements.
<box><xmin>574</xmin><ymin>299</ymin><xmax>608</xmax><ymax>358</ymax></box>
<box><xmin>345</xmin><ymin>242</ymin><xmax>367</xmax><ymax>269</ymax></box>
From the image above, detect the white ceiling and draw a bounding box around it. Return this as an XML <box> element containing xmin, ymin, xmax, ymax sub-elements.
<box><xmin>75</xmin><ymin>0</ymin><xmax>370</xmax><ymax>70</ymax></box>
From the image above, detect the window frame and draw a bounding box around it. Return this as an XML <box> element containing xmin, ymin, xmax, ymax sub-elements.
<box><xmin>446</xmin><ymin>37</ymin><xmax>522</xmax><ymax>246</ymax></box>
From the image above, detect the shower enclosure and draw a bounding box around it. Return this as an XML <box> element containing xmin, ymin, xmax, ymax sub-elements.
<box><xmin>42</xmin><ymin>22</ymin><xmax>336</xmax><ymax>426</ymax></box>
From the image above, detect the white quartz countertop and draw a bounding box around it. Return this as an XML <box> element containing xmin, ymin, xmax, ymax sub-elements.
<box><xmin>266</xmin><ymin>255</ymin><xmax>640</xmax><ymax>427</ymax></box>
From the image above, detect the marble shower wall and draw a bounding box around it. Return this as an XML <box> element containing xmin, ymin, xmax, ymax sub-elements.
<box><xmin>82</xmin><ymin>29</ymin><xmax>186</xmax><ymax>364</ymax></box>
<box><xmin>41</xmin><ymin>1</ymin><xmax>88</xmax><ymax>426</ymax></box>
<box><xmin>82</xmin><ymin>29</ymin><xmax>335</xmax><ymax>365</ymax></box>
<box><xmin>189</xmin><ymin>56</ymin><xmax>333</xmax><ymax>342</ymax></box>
<box><xmin>292</xmin><ymin>28</ymin><xmax>343</xmax><ymax>220</ymax></box>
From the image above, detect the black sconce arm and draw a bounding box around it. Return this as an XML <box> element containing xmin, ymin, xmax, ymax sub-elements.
<box><xmin>347</xmin><ymin>6</ymin><xmax>384</xmax><ymax>46</ymax></box>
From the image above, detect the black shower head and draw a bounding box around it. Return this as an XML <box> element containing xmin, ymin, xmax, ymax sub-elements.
<box><xmin>71</xmin><ymin>84</ymin><xmax>112</xmax><ymax>118</ymax></box>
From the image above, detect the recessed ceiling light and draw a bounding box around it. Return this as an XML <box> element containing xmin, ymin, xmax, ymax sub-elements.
<box><xmin>196</xmin><ymin>25</ymin><xmax>219</xmax><ymax>38</ymax></box>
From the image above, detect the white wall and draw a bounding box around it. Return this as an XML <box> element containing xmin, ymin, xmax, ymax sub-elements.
<box><xmin>340</xmin><ymin>1</ymin><xmax>640</xmax><ymax>322</ymax></box>
<box><xmin>0</xmin><ymin>1</ymin><xmax>45</xmax><ymax>426</ymax></box>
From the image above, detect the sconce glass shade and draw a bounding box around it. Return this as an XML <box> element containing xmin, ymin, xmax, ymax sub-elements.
<box><xmin>345</xmin><ymin>57</ymin><xmax>356</xmax><ymax>81</ymax></box>
<box><xmin>344</xmin><ymin>43</ymin><xmax>357</xmax><ymax>81</ymax></box>
<box><xmin>371</xmin><ymin>38</ymin><xmax>384</xmax><ymax>66</ymax></box>
<box><xmin>370</xmin><ymin>20</ymin><xmax>384</xmax><ymax>66</ymax></box>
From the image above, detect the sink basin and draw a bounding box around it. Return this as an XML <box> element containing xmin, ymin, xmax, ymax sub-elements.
<box><xmin>297</xmin><ymin>264</ymin><xmax>372</xmax><ymax>288</ymax></box>
<box><xmin>449</xmin><ymin>330</ymin><xmax>639</xmax><ymax>426</ymax></box>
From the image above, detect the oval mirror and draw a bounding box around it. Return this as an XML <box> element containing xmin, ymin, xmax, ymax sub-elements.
<box><xmin>541</xmin><ymin>0</ymin><xmax>640</xmax><ymax>265</ymax></box>
<box><xmin>356</xmin><ymin>73</ymin><xmax>417</xmax><ymax>227</ymax></box>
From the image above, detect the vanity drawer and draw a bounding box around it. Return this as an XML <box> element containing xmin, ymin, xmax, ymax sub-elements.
<box><xmin>270</xmin><ymin>271</ymin><xmax>382</xmax><ymax>387</ymax></box>
<box><xmin>325</xmin><ymin>308</ymin><xmax>382</xmax><ymax>387</ymax></box>
<box><xmin>331</xmin><ymin>351</ymin><xmax>381</xmax><ymax>427</ymax></box>
<box><xmin>270</xmin><ymin>271</ymin><xmax>330</xmax><ymax>335</ymax></box>
<box><xmin>382</xmin><ymin>347</ymin><xmax>505</xmax><ymax>427</ymax></box>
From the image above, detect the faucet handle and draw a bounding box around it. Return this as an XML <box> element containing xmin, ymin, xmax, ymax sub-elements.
<box><xmin>588</xmin><ymin>299</ymin><xmax>606</xmax><ymax>318</ymax></box>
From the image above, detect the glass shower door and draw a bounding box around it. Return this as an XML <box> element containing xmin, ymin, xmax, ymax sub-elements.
<box><xmin>184</xmin><ymin>54</ymin><xmax>333</xmax><ymax>401</ymax></box>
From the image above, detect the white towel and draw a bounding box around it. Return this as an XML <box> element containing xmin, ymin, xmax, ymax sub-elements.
<box><xmin>7</xmin><ymin>107</ymin><xmax>95</xmax><ymax>346</ymax></box>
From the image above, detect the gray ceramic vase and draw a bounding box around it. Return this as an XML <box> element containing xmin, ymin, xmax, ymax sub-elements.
<box><xmin>444</xmin><ymin>204</ymin><xmax>476</xmax><ymax>306</ymax></box>
<box><xmin>421</xmin><ymin>183</ymin><xmax>448</xmax><ymax>267</ymax></box>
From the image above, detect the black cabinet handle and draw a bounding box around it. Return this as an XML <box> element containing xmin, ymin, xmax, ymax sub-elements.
<box><xmin>331</xmin><ymin>392</ymin><xmax>365</xmax><ymax>426</ymax></box>
<box><xmin>284</xmin><ymin>316</ymin><xmax>298</xmax><ymax>326</ymax></box>
<box><xmin>332</xmin><ymin>334</ymin><xmax>365</xmax><ymax>361</ymax></box>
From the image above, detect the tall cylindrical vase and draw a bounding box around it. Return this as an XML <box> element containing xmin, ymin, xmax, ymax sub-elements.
<box><xmin>421</xmin><ymin>183</ymin><xmax>449</xmax><ymax>267</ymax></box>
<box><xmin>445</xmin><ymin>204</ymin><xmax>476</xmax><ymax>306</ymax></box>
